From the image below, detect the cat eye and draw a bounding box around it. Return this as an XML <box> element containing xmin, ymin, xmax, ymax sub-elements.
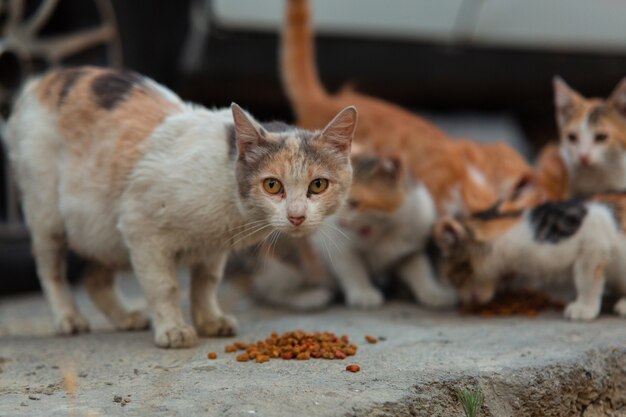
<box><xmin>595</xmin><ymin>133</ymin><xmax>608</xmax><ymax>143</ymax></box>
<box><xmin>567</xmin><ymin>133</ymin><xmax>578</xmax><ymax>143</ymax></box>
<box><xmin>263</xmin><ymin>178</ymin><xmax>283</xmax><ymax>195</ymax></box>
<box><xmin>308</xmin><ymin>178</ymin><xmax>329</xmax><ymax>194</ymax></box>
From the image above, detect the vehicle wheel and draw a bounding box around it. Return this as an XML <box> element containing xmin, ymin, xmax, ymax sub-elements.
<box><xmin>0</xmin><ymin>0</ymin><xmax>122</xmax><ymax>293</ymax></box>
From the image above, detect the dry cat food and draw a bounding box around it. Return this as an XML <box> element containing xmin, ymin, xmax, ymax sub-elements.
<box><xmin>207</xmin><ymin>352</ymin><xmax>218</xmax><ymax>360</ymax></box>
<box><xmin>460</xmin><ymin>289</ymin><xmax>564</xmax><ymax>317</ymax></box>
<box><xmin>346</xmin><ymin>365</ymin><xmax>360</xmax><ymax>373</ymax></box>
<box><xmin>222</xmin><ymin>330</ymin><xmax>358</xmax><ymax>363</ymax></box>
<box><xmin>364</xmin><ymin>335</ymin><xmax>378</xmax><ymax>344</ymax></box>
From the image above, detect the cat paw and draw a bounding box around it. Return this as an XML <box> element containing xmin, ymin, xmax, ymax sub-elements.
<box><xmin>291</xmin><ymin>288</ymin><xmax>334</xmax><ymax>310</ymax></box>
<box><xmin>154</xmin><ymin>324</ymin><xmax>198</xmax><ymax>348</ymax></box>
<box><xmin>564</xmin><ymin>302</ymin><xmax>600</xmax><ymax>321</ymax></box>
<box><xmin>195</xmin><ymin>315</ymin><xmax>238</xmax><ymax>337</ymax></box>
<box><xmin>55</xmin><ymin>313</ymin><xmax>90</xmax><ymax>335</ymax></box>
<box><xmin>115</xmin><ymin>311</ymin><xmax>150</xmax><ymax>331</ymax></box>
<box><xmin>613</xmin><ymin>298</ymin><xmax>626</xmax><ymax>316</ymax></box>
<box><xmin>346</xmin><ymin>288</ymin><xmax>384</xmax><ymax>309</ymax></box>
<box><xmin>419</xmin><ymin>287</ymin><xmax>458</xmax><ymax>309</ymax></box>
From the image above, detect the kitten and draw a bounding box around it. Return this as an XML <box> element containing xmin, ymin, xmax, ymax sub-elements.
<box><xmin>433</xmin><ymin>193</ymin><xmax>626</xmax><ymax>321</ymax></box>
<box><xmin>4</xmin><ymin>66</ymin><xmax>356</xmax><ymax>348</ymax></box>
<box><xmin>551</xmin><ymin>76</ymin><xmax>626</xmax><ymax>196</ymax></box>
<box><xmin>253</xmin><ymin>151</ymin><xmax>457</xmax><ymax>309</ymax></box>
<box><xmin>281</xmin><ymin>0</ymin><xmax>534</xmax><ymax>216</ymax></box>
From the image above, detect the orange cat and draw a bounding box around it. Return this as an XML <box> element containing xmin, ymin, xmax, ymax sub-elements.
<box><xmin>281</xmin><ymin>0</ymin><xmax>534</xmax><ymax>215</ymax></box>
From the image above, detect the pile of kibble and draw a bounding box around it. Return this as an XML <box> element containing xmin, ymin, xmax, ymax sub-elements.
<box><xmin>460</xmin><ymin>289</ymin><xmax>564</xmax><ymax>317</ymax></box>
<box><xmin>207</xmin><ymin>331</ymin><xmax>381</xmax><ymax>372</ymax></box>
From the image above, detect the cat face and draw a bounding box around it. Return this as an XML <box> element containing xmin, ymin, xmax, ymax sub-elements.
<box><xmin>433</xmin><ymin>213</ymin><xmax>520</xmax><ymax>305</ymax></box>
<box><xmin>554</xmin><ymin>77</ymin><xmax>626</xmax><ymax>171</ymax></box>
<box><xmin>232</xmin><ymin>104</ymin><xmax>356</xmax><ymax>237</ymax></box>
<box><xmin>335</xmin><ymin>153</ymin><xmax>408</xmax><ymax>242</ymax></box>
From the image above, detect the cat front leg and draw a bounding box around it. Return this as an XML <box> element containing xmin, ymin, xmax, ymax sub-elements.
<box><xmin>190</xmin><ymin>253</ymin><xmax>238</xmax><ymax>337</ymax></box>
<box><xmin>327</xmin><ymin>247</ymin><xmax>383</xmax><ymax>308</ymax></box>
<box><xmin>397</xmin><ymin>253</ymin><xmax>458</xmax><ymax>308</ymax></box>
<box><xmin>565</xmin><ymin>257</ymin><xmax>607</xmax><ymax>321</ymax></box>
<box><xmin>129</xmin><ymin>243</ymin><xmax>197</xmax><ymax>348</ymax></box>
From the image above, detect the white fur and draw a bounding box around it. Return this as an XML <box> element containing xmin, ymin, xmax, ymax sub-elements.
<box><xmin>472</xmin><ymin>204</ymin><xmax>626</xmax><ymax>320</ymax></box>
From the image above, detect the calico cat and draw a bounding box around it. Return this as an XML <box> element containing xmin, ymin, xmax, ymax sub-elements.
<box><xmin>253</xmin><ymin>150</ymin><xmax>457</xmax><ymax>309</ymax></box>
<box><xmin>4</xmin><ymin>66</ymin><xmax>356</xmax><ymax>348</ymax></box>
<box><xmin>544</xmin><ymin>77</ymin><xmax>626</xmax><ymax>197</ymax></box>
<box><xmin>433</xmin><ymin>193</ymin><xmax>626</xmax><ymax>321</ymax></box>
<box><xmin>281</xmin><ymin>0</ymin><xmax>534</xmax><ymax>216</ymax></box>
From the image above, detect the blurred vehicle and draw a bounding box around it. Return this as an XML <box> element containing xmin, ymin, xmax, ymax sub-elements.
<box><xmin>3</xmin><ymin>0</ymin><xmax>626</xmax><ymax>293</ymax></box>
<box><xmin>183</xmin><ymin>0</ymin><xmax>626</xmax><ymax>122</ymax></box>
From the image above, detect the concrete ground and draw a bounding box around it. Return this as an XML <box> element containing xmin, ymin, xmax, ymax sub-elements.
<box><xmin>1</xmin><ymin>272</ymin><xmax>626</xmax><ymax>417</ymax></box>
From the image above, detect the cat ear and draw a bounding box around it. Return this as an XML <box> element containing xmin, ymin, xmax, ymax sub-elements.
<box><xmin>553</xmin><ymin>76</ymin><xmax>582</xmax><ymax>126</ymax></box>
<box><xmin>607</xmin><ymin>77</ymin><xmax>626</xmax><ymax>118</ymax></box>
<box><xmin>231</xmin><ymin>103</ymin><xmax>266</xmax><ymax>159</ymax></box>
<box><xmin>434</xmin><ymin>218</ymin><xmax>467</xmax><ymax>254</ymax></box>
<box><xmin>319</xmin><ymin>106</ymin><xmax>358</xmax><ymax>154</ymax></box>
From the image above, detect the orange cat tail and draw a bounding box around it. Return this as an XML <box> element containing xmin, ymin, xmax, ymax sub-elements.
<box><xmin>281</xmin><ymin>0</ymin><xmax>329</xmax><ymax>118</ymax></box>
<box><xmin>535</xmin><ymin>143</ymin><xmax>569</xmax><ymax>200</ymax></box>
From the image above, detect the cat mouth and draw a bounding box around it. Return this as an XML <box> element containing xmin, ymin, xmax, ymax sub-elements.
<box><xmin>358</xmin><ymin>227</ymin><xmax>371</xmax><ymax>238</ymax></box>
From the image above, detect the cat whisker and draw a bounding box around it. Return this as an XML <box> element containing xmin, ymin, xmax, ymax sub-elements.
<box><xmin>230</xmin><ymin>223</ymin><xmax>273</xmax><ymax>249</ymax></box>
<box><xmin>320</xmin><ymin>225</ymin><xmax>346</xmax><ymax>254</ymax></box>
<box><xmin>325</xmin><ymin>223</ymin><xmax>351</xmax><ymax>242</ymax></box>
<box><xmin>318</xmin><ymin>228</ymin><xmax>336</xmax><ymax>271</ymax></box>
<box><xmin>223</xmin><ymin>220</ymin><xmax>268</xmax><ymax>239</ymax></box>
<box><xmin>228</xmin><ymin>221</ymin><xmax>271</xmax><ymax>241</ymax></box>
<box><xmin>270</xmin><ymin>230</ymin><xmax>282</xmax><ymax>259</ymax></box>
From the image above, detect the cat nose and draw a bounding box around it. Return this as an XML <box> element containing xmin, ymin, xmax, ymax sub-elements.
<box><xmin>288</xmin><ymin>215</ymin><xmax>306</xmax><ymax>226</ymax></box>
<box><xmin>579</xmin><ymin>154</ymin><xmax>591</xmax><ymax>167</ymax></box>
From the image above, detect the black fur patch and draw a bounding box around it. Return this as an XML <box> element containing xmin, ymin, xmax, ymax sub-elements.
<box><xmin>530</xmin><ymin>199</ymin><xmax>588</xmax><ymax>243</ymax></box>
<box><xmin>58</xmin><ymin>68</ymin><xmax>87</xmax><ymax>106</ymax></box>
<box><xmin>91</xmin><ymin>70</ymin><xmax>142</xmax><ymax>110</ymax></box>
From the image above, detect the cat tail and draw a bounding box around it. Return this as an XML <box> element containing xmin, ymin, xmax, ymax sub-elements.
<box><xmin>281</xmin><ymin>0</ymin><xmax>329</xmax><ymax>119</ymax></box>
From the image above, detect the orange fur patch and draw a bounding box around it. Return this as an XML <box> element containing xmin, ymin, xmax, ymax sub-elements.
<box><xmin>37</xmin><ymin>67</ymin><xmax>183</xmax><ymax>195</ymax></box>
<box><xmin>469</xmin><ymin>216</ymin><xmax>521</xmax><ymax>242</ymax></box>
<box><xmin>349</xmin><ymin>182</ymin><xmax>404</xmax><ymax>213</ymax></box>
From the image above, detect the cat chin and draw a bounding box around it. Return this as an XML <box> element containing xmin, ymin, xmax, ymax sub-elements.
<box><xmin>283</xmin><ymin>228</ymin><xmax>310</xmax><ymax>238</ymax></box>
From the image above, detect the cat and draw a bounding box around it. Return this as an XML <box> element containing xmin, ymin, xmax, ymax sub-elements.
<box><xmin>252</xmin><ymin>149</ymin><xmax>457</xmax><ymax>309</ymax></box>
<box><xmin>281</xmin><ymin>0</ymin><xmax>534</xmax><ymax>216</ymax></box>
<box><xmin>432</xmin><ymin>193</ymin><xmax>626</xmax><ymax>321</ymax></box>
<box><xmin>542</xmin><ymin>76</ymin><xmax>626</xmax><ymax>197</ymax></box>
<box><xmin>4</xmin><ymin>66</ymin><xmax>357</xmax><ymax>348</ymax></box>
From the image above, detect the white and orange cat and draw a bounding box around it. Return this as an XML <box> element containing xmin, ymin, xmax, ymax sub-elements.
<box><xmin>537</xmin><ymin>77</ymin><xmax>626</xmax><ymax>198</ymax></box>
<box><xmin>281</xmin><ymin>0</ymin><xmax>535</xmax><ymax>216</ymax></box>
<box><xmin>433</xmin><ymin>193</ymin><xmax>626</xmax><ymax>321</ymax></box>
<box><xmin>4</xmin><ymin>66</ymin><xmax>357</xmax><ymax>348</ymax></box>
<box><xmin>253</xmin><ymin>150</ymin><xmax>457</xmax><ymax>309</ymax></box>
